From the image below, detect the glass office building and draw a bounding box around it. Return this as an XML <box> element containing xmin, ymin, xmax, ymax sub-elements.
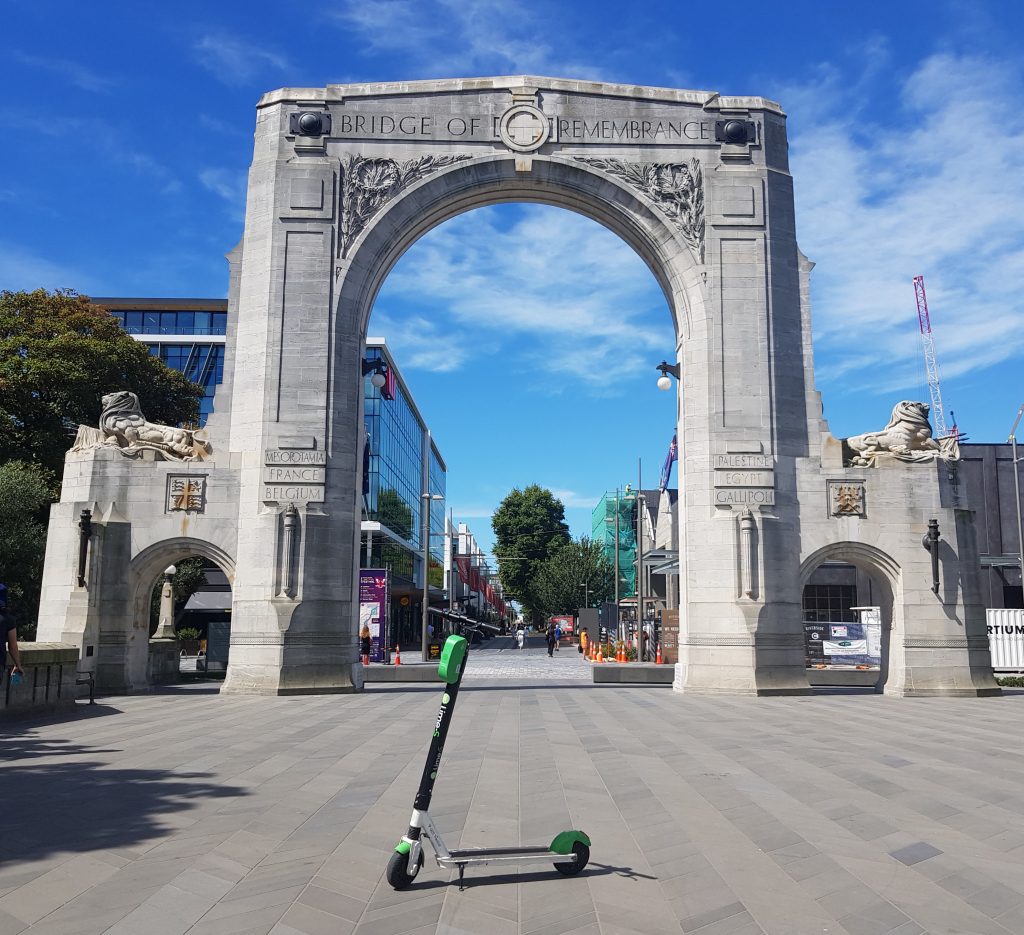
<box><xmin>363</xmin><ymin>339</ymin><xmax>447</xmax><ymax>649</ymax></box>
<box><xmin>93</xmin><ymin>298</ymin><xmax>228</xmax><ymax>425</ymax></box>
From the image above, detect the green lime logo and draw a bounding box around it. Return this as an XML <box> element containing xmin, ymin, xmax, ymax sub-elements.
<box><xmin>430</xmin><ymin>771</ymin><xmax>437</xmax><ymax>779</ymax></box>
<box><xmin>442</xmin><ymin>693</ymin><xmax>450</xmax><ymax>704</ymax></box>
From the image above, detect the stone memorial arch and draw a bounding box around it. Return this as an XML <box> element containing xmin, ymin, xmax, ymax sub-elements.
<box><xmin>36</xmin><ymin>77</ymin><xmax>999</xmax><ymax>697</ymax></box>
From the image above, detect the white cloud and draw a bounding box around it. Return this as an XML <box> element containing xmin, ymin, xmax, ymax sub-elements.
<box><xmin>325</xmin><ymin>0</ymin><xmax>609</xmax><ymax>80</ymax></box>
<box><xmin>0</xmin><ymin>243</ymin><xmax>97</xmax><ymax>293</ymax></box>
<box><xmin>373</xmin><ymin>205</ymin><xmax>672</xmax><ymax>391</ymax></box>
<box><xmin>14</xmin><ymin>53</ymin><xmax>114</xmax><ymax>92</ymax></box>
<box><xmin>787</xmin><ymin>52</ymin><xmax>1024</xmax><ymax>400</ymax></box>
<box><xmin>369</xmin><ymin>312</ymin><xmax>479</xmax><ymax>372</ymax></box>
<box><xmin>199</xmin><ymin>168</ymin><xmax>247</xmax><ymax>221</ymax></box>
<box><xmin>548</xmin><ymin>488</ymin><xmax>600</xmax><ymax>509</ymax></box>
<box><xmin>193</xmin><ymin>34</ymin><xmax>290</xmax><ymax>86</ymax></box>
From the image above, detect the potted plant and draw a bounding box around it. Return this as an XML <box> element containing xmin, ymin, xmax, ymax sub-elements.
<box><xmin>175</xmin><ymin>627</ymin><xmax>202</xmax><ymax>656</ymax></box>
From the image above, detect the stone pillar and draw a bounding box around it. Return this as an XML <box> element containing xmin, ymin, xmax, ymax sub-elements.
<box><xmin>152</xmin><ymin>566</ymin><xmax>177</xmax><ymax>639</ymax></box>
<box><xmin>220</xmin><ymin>103</ymin><xmax>359</xmax><ymax>696</ymax></box>
<box><xmin>674</xmin><ymin>107</ymin><xmax>810</xmax><ymax>695</ymax></box>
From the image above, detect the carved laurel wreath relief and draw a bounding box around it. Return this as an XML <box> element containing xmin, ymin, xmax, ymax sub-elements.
<box><xmin>573</xmin><ymin>157</ymin><xmax>706</xmax><ymax>262</ymax></box>
<box><xmin>338</xmin><ymin>154</ymin><xmax>471</xmax><ymax>256</ymax></box>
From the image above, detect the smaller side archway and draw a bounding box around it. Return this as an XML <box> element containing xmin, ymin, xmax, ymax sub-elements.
<box><xmin>799</xmin><ymin>542</ymin><xmax>901</xmax><ymax>694</ymax></box>
<box><xmin>125</xmin><ymin>538</ymin><xmax>237</xmax><ymax>690</ymax></box>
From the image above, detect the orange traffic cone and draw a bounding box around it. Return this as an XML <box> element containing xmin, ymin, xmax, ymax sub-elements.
<box><xmin>597</xmin><ymin>644</ymin><xmax>603</xmax><ymax>663</ymax></box>
<box><xmin>394</xmin><ymin>645</ymin><xmax>401</xmax><ymax>665</ymax></box>
<box><xmin>618</xmin><ymin>645</ymin><xmax>624</xmax><ymax>663</ymax></box>
<box><xmin>656</xmin><ymin>644</ymin><xmax>663</xmax><ymax>665</ymax></box>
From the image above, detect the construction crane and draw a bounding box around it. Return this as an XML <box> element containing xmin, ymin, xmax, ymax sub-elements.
<box><xmin>912</xmin><ymin>275</ymin><xmax>950</xmax><ymax>439</ymax></box>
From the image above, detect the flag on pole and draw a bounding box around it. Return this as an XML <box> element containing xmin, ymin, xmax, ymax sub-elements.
<box><xmin>659</xmin><ymin>433</ymin><xmax>678</xmax><ymax>492</ymax></box>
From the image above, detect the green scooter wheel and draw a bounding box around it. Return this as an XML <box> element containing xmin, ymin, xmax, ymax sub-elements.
<box><xmin>554</xmin><ymin>841</ymin><xmax>589</xmax><ymax>876</ymax></box>
<box><xmin>386</xmin><ymin>849</ymin><xmax>424</xmax><ymax>889</ymax></box>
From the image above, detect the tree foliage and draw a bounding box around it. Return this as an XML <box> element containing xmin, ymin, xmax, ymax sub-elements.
<box><xmin>491</xmin><ymin>484</ymin><xmax>570</xmax><ymax>619</ymax></box>
<box><xmin>534</xmin><ymin>537</ymin><xmax>615</xmax><ymax>618</ymax></box>
<box><xmin>0</xmin><ymin>460</ymin><xmax>54</xmax><ymax>639</ymax></box>
<box><xmin>0</xmin><ymin>289</ymin><xmax>204</xmax><ymax>480</ymax></box>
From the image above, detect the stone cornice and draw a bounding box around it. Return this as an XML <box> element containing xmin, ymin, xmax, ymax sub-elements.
<box><xmin>257</xmin><ymin>76</ymin><xmax>784</xmax><ymax>114</ymax></box>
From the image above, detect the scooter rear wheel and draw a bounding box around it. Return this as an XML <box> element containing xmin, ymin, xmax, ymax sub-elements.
<box><xmin>554</xmin><ymin>841</ymin><xmax>589</xmax><ymax>876</ymax></box>
<box><xmin>386</xmin><ymin>850</ymin><xmax>424</xmax><ymax>889</ymax></box>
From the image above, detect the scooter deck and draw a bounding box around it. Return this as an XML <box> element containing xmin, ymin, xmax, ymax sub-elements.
<box><xmin>446</xmin><ymin>845</ymin><xmax>555</xmax><ymax>859</ymax></box>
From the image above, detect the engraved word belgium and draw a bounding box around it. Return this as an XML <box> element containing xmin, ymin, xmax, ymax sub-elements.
<box><xmin>36</xmin><ymin>77</ymin><xmax>998</xmax><ymax>697</ymax></box>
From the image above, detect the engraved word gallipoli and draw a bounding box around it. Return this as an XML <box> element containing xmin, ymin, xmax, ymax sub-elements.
<box><xmin>263</xmin><ymin>449</ymin><xmax>326</xmax><ymax>503</ymax></box>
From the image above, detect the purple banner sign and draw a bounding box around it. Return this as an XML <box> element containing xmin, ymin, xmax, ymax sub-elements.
<box><xmin>359</xmin><ymin>569</ymin><xmax>390</xmax><ymax>663</ymax></box>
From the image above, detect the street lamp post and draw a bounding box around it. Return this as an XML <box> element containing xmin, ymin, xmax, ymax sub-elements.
<box><xmin>1010</xmin><ymin>403</ymin><xmax>1024</xmax><ymax>598</ymax></box>
<box><xmin>421</xmin><ymin>492</ymin><xmax>444</xmax><ymax>662</ymax></box>
<box><xmin>579</xmin><ymin>581</ymin><xmax>589</xmax><ymax>608</ymax></box>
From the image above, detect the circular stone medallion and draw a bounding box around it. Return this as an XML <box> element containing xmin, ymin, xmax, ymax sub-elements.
<box><xmin>498</xmin><ymin>104</ymin><xmax>550</xmax><ymax>153</ymax></box>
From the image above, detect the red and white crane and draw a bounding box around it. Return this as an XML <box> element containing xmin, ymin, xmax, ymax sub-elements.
<box><xmin>912</xmin><ymin>275</ymin><xmax>951</xmax><ymax>439</ymax></box>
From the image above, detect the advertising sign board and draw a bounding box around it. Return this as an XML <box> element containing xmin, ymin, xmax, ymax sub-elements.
<box><xmin>551</xmin><ymin>615</ymin><xmax>574</xmax><ymax>635</ymax></box>
<box><xmin>359</xmin><ymin>569</ymin><xmax>390</xmax><ymax>663</ymax></box>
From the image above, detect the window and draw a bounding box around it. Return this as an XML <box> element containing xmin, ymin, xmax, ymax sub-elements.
<box><xmin>802</xmin><ymin>584</ymin><xmax>857</xmax><ymax>623</ymax></box>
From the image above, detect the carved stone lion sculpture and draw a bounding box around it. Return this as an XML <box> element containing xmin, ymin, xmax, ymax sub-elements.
<box><xmin>71</xmin><ymin>391</ymin><xmax>210</xmax><ymax>461</ymax></box>
<box><xmin>843</xmin><ymin>400</ymin><xmax>958</xmax><ymax>467</ymax></box>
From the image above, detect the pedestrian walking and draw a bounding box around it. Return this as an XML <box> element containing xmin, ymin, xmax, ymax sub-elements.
<box><xmin>579</xmin><ymin>627</ymin><xmax>589</xmax><ymax>656</ymax></box>
<box><xmin>359</xmin><ymin>624</ymin><xmax>372</xmax><ymax>666</ymax></box>
<box><xmin>1</xmin><ymin>584</ymin><xmax>23</xmax><ymax>683</ymax></box>
<box><xmin>516</xmin><ymin>626</ymin><xmax>525</xmax><ymax>650</ymax></box>
<box><xmin>554</xmin><ymin>622</ymin><xmax>562</xmax><ymax>651</ymax></box>
<box><xmin>545</xmin><ymin>622</ymin><xmax>557</xmax><ymax>657</ymax></box>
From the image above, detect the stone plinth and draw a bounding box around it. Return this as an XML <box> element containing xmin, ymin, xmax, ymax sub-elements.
<box><xmin>1</xmin><ymin>643</ymin><xmax>81</xmax><ymax>719</ymax></box>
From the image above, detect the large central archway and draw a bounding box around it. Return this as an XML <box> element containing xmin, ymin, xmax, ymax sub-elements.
<box><xmin>219</xmin><ymin>78</ymin><xmax>816</xmax><ymax>697</ymax></box>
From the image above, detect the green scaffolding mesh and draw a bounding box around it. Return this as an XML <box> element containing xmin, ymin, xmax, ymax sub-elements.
<box><xmin>591</xmin><ymin>490</ymin><xmax>637</xmax><ymax>599</ymax></box>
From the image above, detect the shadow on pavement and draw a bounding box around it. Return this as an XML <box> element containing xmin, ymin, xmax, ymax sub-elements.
<box><xmin>407</xmin><ymin>861</ymin><xmax>657</xmax><ymax>891</ymax></box>
<box><xmin>0</xmin><ymin>731</ymin><xmax>246</xmax><ymax>866</ymax></box>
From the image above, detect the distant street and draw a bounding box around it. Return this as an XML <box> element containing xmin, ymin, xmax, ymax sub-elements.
<box><xmin>462</xmin><ymin>634</ymin><xmax>593</xmax><ymax>681</ymax></box>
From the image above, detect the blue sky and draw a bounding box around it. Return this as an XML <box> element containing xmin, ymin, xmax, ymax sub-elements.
<box><xmin>4</xmin><ymin>0</ymin><xmax>1024</xmax><ymax>554</ymax></box>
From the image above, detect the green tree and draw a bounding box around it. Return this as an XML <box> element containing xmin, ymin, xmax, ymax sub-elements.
<box><xmin>492</xmin><ymin>484</ymin><xmax>570</xmax><ymax>619</ymax></box>
<box><xmin>0</xmin><ymin>289</ymin><xmax>204</xmax><ymax>480</ymax></box>
<box><xmin>0</xmin><ymin>460</ymin><xmax>55</xmax><ymax>639</ymax></box>
<box><xmin>534</xmin><ymin>537</ymin><xmax>615</xmax><ymax>618</ymax></box>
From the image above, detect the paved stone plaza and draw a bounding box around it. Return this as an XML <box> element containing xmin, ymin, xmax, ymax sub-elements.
<box><xmin>2</xmin><ymin>648</ymin><xmax>1023</xmax><ymax>935</ymax></box>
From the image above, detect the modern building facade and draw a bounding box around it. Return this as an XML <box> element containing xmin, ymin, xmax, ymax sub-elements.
<box><xmin>93</xmin><ymin>297</ymin><xmax>228</xmax><ymax>425</ymax></box>
<box><xmin>448</xmin><ymin>523</ymin><xmax>509</xmax><ymax>625</ymax></box>
<box><xmin>361</xmin><ymin>338</ymin><xmax>447</xmax><ymax>651</ymax></box>
<box><xmin>958</xmin><ymin>443</ymin><xmax>1024</xmax><ymax>609</ymax></box>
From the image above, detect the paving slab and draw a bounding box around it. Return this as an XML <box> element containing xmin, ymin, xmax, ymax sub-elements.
<box><xmin>1</xmin><ymin>651</ymin><xmax>1023</xmax><ymax>934</ymax></box>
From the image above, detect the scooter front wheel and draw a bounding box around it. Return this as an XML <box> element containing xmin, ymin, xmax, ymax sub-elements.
<box><xmin>386</xmin><ymin>850</ymin><xmax>424</xmax><ymax>889</ymax></box>
<box><xmin>554</xmin><ymin>841</ymin><xmax>589</xmax><ymax>876</ymax></box>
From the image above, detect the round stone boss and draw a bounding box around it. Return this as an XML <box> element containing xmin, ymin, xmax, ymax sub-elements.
<box><xmin>498</xmin><ymin>104</ymin><xmax>550</xmax><ymax>152</ymax></box>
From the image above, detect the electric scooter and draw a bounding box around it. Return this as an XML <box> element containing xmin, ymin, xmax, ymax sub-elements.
<box><xmin>387</xmin><ymin>631</ymin><xmax>591</xmax><ymax>889</ymax></box>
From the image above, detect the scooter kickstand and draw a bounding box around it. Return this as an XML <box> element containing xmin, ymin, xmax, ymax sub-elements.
<box><xmin>457</xmin><ymin>863</ymin><xmax>465</xmax><ymax>891</ymax></box>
